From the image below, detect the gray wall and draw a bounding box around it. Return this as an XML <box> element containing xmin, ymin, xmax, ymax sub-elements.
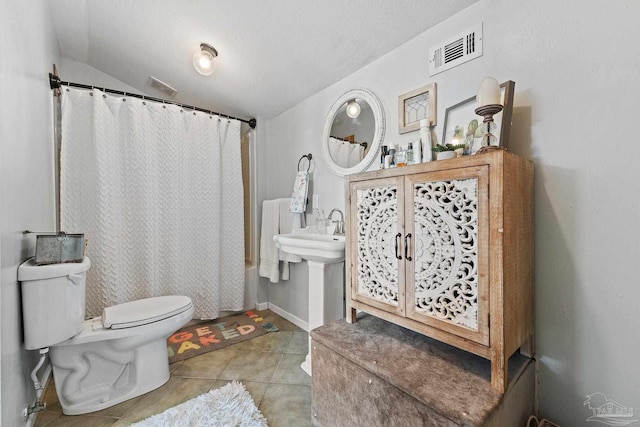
<box><xmin>257</xmin><ymin>0</ymin><xmax>640</xmax><ymax>424</ymax></box>
<box><xmin>0</xmin><ymin>1</ymin><xmax>60</xmax><ymax>425</ymax></box>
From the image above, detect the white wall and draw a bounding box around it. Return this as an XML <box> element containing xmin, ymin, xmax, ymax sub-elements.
<box><xmin>0</xmin><ymin>1</ymin><xmax>60</xmax><ymax>425</ymax></box>
<box><xmin>258</xmin><ymin>0</ymin><xmax>640</xmax><ymax>424</ymax></box>
<box><xmin>58</xmin><ymin>58</ymin><xmax>148</xmax><ymax>94</ymax></box>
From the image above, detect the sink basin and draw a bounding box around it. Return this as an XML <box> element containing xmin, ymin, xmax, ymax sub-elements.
<box><xmin>274</xmin><ymin>232</ymin><xmax>345</xmax><ymax>263</ymax></box>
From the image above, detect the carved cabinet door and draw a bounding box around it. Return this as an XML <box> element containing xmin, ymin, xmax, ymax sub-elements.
<box><xmin>349</xmin><ymin>177</ymin><xmax>406</xmax><ymax>317</ymax></box>
<box><xmin>404</xmin><ymin>166</ymin><xmax>490</xmax><ymax>345</ymax></box>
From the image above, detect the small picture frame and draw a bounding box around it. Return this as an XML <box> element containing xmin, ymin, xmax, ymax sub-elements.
<box><xmin>398</xmin><ymin>83</ymin><xmax>437</xmax><ymax>134</ymax></box>
<box><xmin>442</xmin><ymin>80</ymin><xmax>515</xmax><ymax>154</ymax></box>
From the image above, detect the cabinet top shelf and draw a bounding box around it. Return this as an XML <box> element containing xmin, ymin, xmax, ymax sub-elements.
<box><xmin>346</xmin><ymin>149</ymin><xmax>531</xmax><ymax>183</ymax></box>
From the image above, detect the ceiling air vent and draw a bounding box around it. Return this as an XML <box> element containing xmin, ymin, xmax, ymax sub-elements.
<box><xmin>429</xmin><ymin>23</ymin><xmax>482</xmax><ymax>76</ymax></box>
<box><xmin>149</xmin><ymin>76</ymin><xmax>178</xmax><ymax>98</ymax></box>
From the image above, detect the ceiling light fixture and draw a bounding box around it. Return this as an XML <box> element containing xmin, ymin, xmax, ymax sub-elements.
<box><xmin>346</xmin><ymin>100</ymin><xmax>361</xmax><ymax>118</ymax></box>
<box><xmin>193</xmin><ymin>43</ymin><xmax>218</xmax><ymax>76</ymax></box>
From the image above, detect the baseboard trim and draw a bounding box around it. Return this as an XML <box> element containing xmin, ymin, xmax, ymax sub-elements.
<box><xmin>265</xmin><ymin>302</ymin><xmax>309</xmax><ymax>332</ymax></box>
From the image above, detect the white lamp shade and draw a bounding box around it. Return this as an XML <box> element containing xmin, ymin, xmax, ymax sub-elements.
<box><xmin>193</xmin><ymin>45</ymin><xmax>217</xmax><ymax>76</ymax></box>
<box><xmin>346</xmin><ymin>100</ymin><xmax>361</xmax><ymax>118</ymax></box>
<box><xmin>476</xmin><ymin>77</ymin><xmax>501</xmax><ymax>108</ymax></box>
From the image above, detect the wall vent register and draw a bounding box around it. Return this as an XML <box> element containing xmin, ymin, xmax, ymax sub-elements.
<box><xmin>429</xmin><ymin>23</ymin><xmax>483</xmax><ymax>76</ymax></box>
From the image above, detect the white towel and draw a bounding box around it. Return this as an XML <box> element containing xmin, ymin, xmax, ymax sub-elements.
<box><xmin>278</xmin><ymin>199</ymin><xmax>302</xmax><ymax>280</ymax></box>
<box><xmin>328</xmin><ymin>137</ymin><xmax>342</xmax><ymax>164</ymax></box>
<box><xmin>259</xmin><ymin>199</ymin><xmax>281</xmax><ymax>282</ymax></box>
<box><xmin>259</xmin><ymin>198</ymin><xmax>301</xmax><ymax>283</ymax></box>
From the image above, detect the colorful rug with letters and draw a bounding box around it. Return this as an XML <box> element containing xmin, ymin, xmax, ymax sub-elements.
<box><xmin>167</xmin><ymin>311</ymin><xmax>278</xmax><ymax>363</ymax></box>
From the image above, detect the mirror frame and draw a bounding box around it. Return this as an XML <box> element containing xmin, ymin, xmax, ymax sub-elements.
<box><xmin>321</xmin><ymin>88</ymin><xmax>385</xmax><ymax>176</ymax></box>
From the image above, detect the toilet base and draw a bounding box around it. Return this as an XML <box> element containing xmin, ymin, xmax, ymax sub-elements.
<box><xmin>50</xmin><ymin>337</ymin><xmax>171</xmax><ymax>415</ymax></box>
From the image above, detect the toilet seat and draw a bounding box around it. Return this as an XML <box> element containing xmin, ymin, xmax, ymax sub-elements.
<box><xmin>103</xmin><ymin>295</ymin><xmax>193</xmax><ymax>329</ymax></box>
<box><xmin>55</xmin><ymin>296</ymin><xmax>194</xmax><ymax>347</ymax></box>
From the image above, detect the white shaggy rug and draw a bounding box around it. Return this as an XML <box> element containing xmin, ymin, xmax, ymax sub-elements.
<box><xmin>131</xmin><ymin>381</ymin><xmax>268</xmax><ymax>427</ymax></box>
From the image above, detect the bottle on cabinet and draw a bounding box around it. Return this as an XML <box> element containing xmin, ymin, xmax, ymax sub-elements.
<box><xmin>420</xmin><ymin>119</ymin><xmax>432</xmax><ymax>162</ymax></box>
<box><xmin>380</xmin><ymin>145</ymin><xmax>388</xmax><ymax>169</ymax></box>
<box><xmin>406</xmin><ymin>143</ymin><xmax>414</xmax><ymax>165</ymax></box>
<box><xmin>396</xmin><ymin>149</ymin><xmax>407</xmax><ymax>167</ymax></box>
<box><xmin>413</xmin><ymin>139</ymin><xmax>422</xmax><ymax>164</ymax></box>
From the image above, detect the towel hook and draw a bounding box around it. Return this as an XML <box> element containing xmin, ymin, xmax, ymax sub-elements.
<box><xmin>297</xmin><ymin>153</ymin><xmax>312</xmax><ymax>172</ymax></box>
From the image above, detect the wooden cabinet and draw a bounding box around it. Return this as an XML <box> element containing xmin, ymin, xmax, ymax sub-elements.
<box><xmin>345</xmin><ymin>150</ymin><xmax>533</xmax><ymax>393</ymax></box>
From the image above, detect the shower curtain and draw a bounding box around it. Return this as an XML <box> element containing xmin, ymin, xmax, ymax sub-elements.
<box><xmin>328</xmin><ymin>137</ymin><xmax>364</xmax><ymax>168</ymax></box>
<box><xmin>60</xmin><ymin>87</ymin><xmax>245</xmax><ymax>319</ymax></box>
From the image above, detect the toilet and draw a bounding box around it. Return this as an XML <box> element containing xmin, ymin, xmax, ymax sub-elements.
<box><xmin>18</xmin><ymin>256</ymin><xmax>194</xmax><ymax>415</ymax></box>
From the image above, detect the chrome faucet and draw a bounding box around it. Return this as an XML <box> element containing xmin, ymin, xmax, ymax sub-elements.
<box><xmin>328</xmin><ymin>208</ymin><xmax>345</xmax><ymax>235</ymax></box>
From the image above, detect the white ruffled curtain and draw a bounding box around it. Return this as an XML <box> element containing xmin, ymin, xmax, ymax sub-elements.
<box><xmin>60</xmin><ymin>87</ymin><xmax>245</xmax><ymax>319</ymax></box>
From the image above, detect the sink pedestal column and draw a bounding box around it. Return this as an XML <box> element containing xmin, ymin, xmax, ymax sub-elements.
<box><xmin>301</xmin><ymin>259</ymin><xmax>345</xmax><ymax>376</ymax></box>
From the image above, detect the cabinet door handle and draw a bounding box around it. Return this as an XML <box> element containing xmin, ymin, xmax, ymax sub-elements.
<box><xmin>395</xmin><ymin>233</ymin><xmax>402</xmax><ymax>260</ymax></box>
<box><xmin>405</xmin><ymin>233</ymin><xmax>412</xmax><ymax>261</ymax></box>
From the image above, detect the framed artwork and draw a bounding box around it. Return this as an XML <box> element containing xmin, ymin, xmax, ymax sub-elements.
<box><xmin>442</xmin><ymin>80</ymin><xmax>515</xmax><ymax>154</ymax></box>
<box><xmin>398</xmin><ymin>83</ymin><xmax>437</xmax><ymax>134</ymax></box>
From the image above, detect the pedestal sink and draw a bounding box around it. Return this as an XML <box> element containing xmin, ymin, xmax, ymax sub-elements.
<box><xmin>273</xmin><ymin>230</ymin><xmax>345</xmax><ymax>375</ymax></box>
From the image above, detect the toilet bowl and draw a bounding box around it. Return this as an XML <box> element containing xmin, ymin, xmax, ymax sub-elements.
<box><xmin>18</xmin><ymin>257</ymin><xmax>194</xmax><ymax>415</ymax></box>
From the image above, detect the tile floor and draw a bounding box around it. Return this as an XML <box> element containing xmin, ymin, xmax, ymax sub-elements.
<box><xmin>34</xmin><ymin>310</ymin><xmax>312</xmax><ymax>427</ymax></box>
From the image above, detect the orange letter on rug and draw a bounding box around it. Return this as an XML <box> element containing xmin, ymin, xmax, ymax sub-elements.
<box><xmin>169</xmin><ymin>331</ymin><xmax>193</xmax><ymax>344</ymax></box>
<box><xmin>199</xmin><ymin>334</ymin><xmax>221</xmax><ymax>346</ymax></box>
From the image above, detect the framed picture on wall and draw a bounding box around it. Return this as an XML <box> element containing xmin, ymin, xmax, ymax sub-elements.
<box><xmin>442</xmin><ymin>80</ymin><xmax>515</xmax><ymax>154</ymax></box>
<box><xmin>398</xmin><ymin>83</ymin><xmax>437</xmax><ymax>134</ymax></box>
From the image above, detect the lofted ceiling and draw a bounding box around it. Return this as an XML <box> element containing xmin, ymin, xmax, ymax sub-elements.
<box><xmin>50</xmin><ymin>0</ymin><xmax>477</xmax><ymax>121</ymax></box>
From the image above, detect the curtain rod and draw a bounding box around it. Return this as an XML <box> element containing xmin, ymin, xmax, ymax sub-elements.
<box><xmin>49</xmin><ymin>73</ymin><xmax>257</xmax><ymax>129</ymax></box>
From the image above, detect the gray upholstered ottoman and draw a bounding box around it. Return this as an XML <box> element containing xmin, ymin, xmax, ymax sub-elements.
<box><xmin>310</xmin><ymin>314</ymin><xmax>534</xmax><ymax>427</ymax></box>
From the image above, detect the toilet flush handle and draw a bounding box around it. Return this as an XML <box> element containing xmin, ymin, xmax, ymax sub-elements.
<box><xmin>68</xmin><ymin>274</ymin><xmax>84</xmax><ymax>285</ymax></box>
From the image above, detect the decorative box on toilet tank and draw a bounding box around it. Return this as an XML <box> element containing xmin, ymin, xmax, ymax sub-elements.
<box><xmin>345</xmin><ymin>150</ymin><xmax>534</xmax><ymax>393</ymax></box>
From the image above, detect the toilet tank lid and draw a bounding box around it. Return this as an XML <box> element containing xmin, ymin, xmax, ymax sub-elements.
<box><xmin>103</xmin><ymin>296</ymin><xmax>193</xmax><ymax>329</ymax></box>
<box><xmin>18</xmin><ymin>257</ymin><xmax>91</xmax><ymax>281</ymax></box>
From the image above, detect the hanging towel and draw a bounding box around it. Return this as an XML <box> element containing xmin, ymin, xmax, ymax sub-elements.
<box><xmin>259</xmin><ymin>199</ymin><xmax>281</xmax><ymax>282</ymax></box>
<box><xmin>259</xmin><ymin>198</ymin><xmax>302</xmax><ymax>283</ymax></box>
<box><xmin>278</xmin><ymin>198</ymin><xmax>302</xmax><ymax>280</ymax></box>
<box><xmin>328</xmin><ymin>137</ymin><xmax>342</xmax><ymax>165</ymax></box>
<box><xmin>289</xmin><ymin>171</ymin><xmax>309</xmax><ymax>214</ymax></box>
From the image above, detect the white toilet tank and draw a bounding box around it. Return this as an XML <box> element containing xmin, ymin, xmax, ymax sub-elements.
<box><xmin>18</xmin><ymin>257</ymin><xmax>91</xmax><ymax>350</ymax></box>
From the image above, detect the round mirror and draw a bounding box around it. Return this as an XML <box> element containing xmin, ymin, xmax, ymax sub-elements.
<box><xmin>321</xmin><ymin>88</ymin><xmax>385</xmax><ymax>176</ymax></box>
